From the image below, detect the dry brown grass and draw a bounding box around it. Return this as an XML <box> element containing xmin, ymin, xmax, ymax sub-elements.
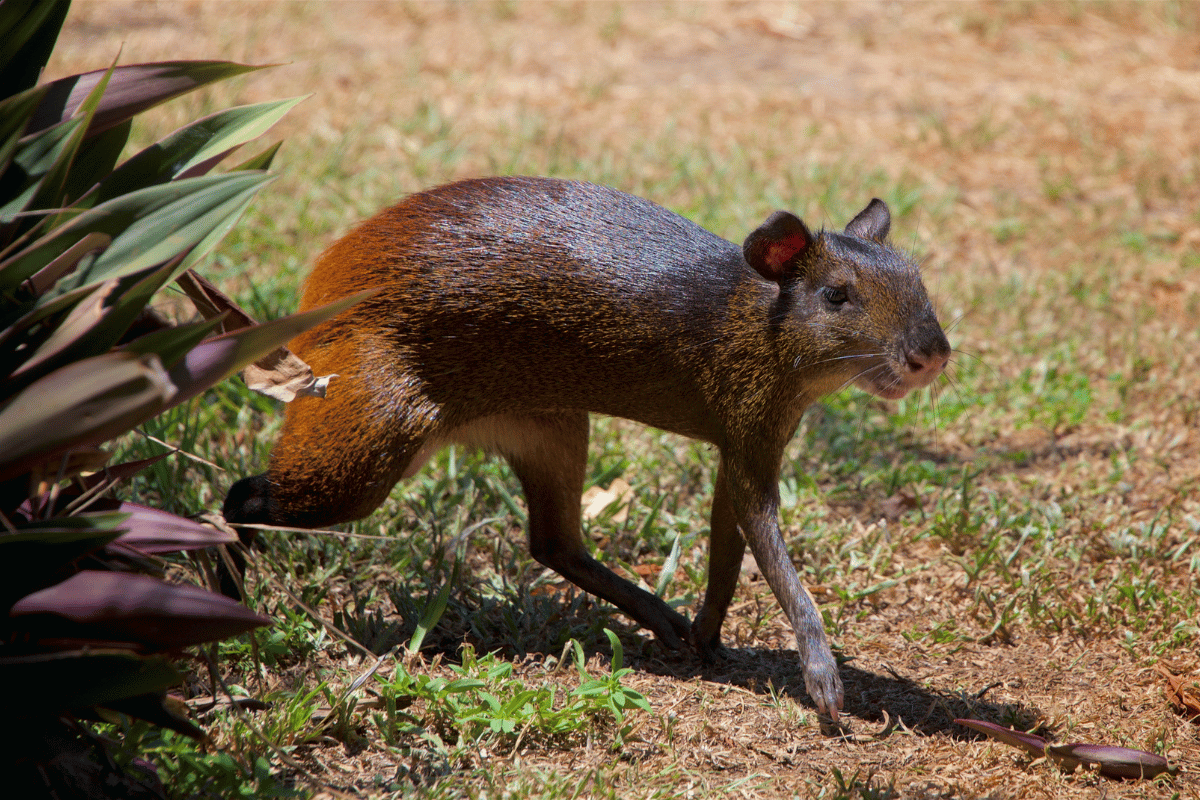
<box><xmin>46</xmin><ymin>2</ymin><xmax>1200</xmax><ymax>798</ymax></box>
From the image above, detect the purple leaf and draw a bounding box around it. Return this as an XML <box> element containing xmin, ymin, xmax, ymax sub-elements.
<box><xmin>101</xmin><ymin>693</ymin><xmax>207</xmax><ymax>741</ymax></box>
<box><xmin>0</xmin><ymin>351</ymin><xmax>176</xmax><ymax>483</ymax></box>
<box><xmin>955</xmin><ymin>718</ymin><xmax>1048</xmax><ymax>757</ymax></box>
<box><xmin>27</xmin><ymin>61</ymin><xmax>266</xmax><ymax>139</ymax></box>
<box><xmin>77</xmin><ymin>453</ymin><xmax>169</xmax><ymax>492</ymax></box>
<box><xmin>1045</xmin><ymin>743</ymin><xmax>1179</xmax><ymax>780</ymax></box>
<box><xmin>10</xmin><ymin>571</ymin><xmax>270</xmax><ymax>650</ymax></box>
<box><xmin>111</xmin><ymin>502</ymin><xmax>235</xmax><ymax>554</ymax></box>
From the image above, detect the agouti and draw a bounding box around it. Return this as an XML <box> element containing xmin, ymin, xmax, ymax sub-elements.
<box><xmin>224</xmin><ymin>176</ymin><xmax>951</xmax><ymax>721</ymax></box>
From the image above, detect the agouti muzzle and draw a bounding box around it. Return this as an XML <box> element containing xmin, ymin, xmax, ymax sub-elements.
<box><xmin>224</xmin><ymin>177</ymin><xmax>951</xmax><ymax>720</ymax></box>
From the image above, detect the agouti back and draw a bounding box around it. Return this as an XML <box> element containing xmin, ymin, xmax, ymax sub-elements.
<box><xmin>224</xmin><ymin>176</ymin><xmax>951</xmax><ymax>720</ymax></box>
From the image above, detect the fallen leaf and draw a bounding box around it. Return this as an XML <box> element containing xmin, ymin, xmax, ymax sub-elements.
<box><xmin>1045</xmin><ymin>743</ymin><xmax>1179</xmax><ymax>780</ymax></box>
<box><xmin>1157</xmin><ymin>663</ymin><xmax>1200</xmax><ymax>722</ymax></box>
<box><xmin>955</xmin><ymin>718</ymin><xmax>1047</xmax><ymax>757</ymax></box>
<box><xmin>632</xmin><ymin>563</ymin><xmax>660</xmax><ymax>580</ymax></box>
<box><xmin>243</xmin><ymin>348</ymin><xmax>337</xmax><ymax>401</ymax></box>
<box><xmin>581</xmin><ymin>478</ymin><xmax>632</xmax><ymax>523</ymax></box>
<box><xmin>175</xmin><ymin>269</ymin><xmax>336</xmax><ymax>401</ymax></box>
<box><xmin>881</xmin><ymin>489</ymin><xmax>921</xmax><ymax>521</ymax></box>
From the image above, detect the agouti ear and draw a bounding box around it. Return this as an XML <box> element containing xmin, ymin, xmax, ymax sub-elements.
<box><xmin>743</xmin><ymin>211</ymin><xmax>813</xmax><ymax>282</ymax></box>
<box><xmin>844</xmin><ymin>198</ymin><xmax>891</xmax><ymax>242</ymax></box>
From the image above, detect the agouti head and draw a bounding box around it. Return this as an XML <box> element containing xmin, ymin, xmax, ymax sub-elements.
<box><xmin>742</xmin><ymin>198</ymin><xmax>950</xmax><ymax>404</ymax></box>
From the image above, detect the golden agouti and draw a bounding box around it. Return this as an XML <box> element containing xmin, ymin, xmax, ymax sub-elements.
<box><xmin>224</xmin><ymin>176</ymin><xmax>951</xmax><ymax>720</ymax></box>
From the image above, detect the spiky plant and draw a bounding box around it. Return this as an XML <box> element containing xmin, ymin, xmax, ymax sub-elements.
<box><xmin>0</xmin><ymin>1</ymin><xmax>355</xmax><ymax>794</ymax></box>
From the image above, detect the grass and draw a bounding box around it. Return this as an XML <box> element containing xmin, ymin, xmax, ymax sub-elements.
<box><xmin>43</xmin><ymin>1</ymin><xmax>1200</xmax><ymax>798</ymax></box>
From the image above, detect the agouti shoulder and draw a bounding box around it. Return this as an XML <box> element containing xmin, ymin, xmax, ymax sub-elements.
<box><xmin>225</xmin><ymin>176</ymin><xmax>951</xmax><ymax>722</ymax></box>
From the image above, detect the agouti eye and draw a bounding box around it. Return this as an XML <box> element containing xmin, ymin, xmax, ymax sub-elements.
<box><xmin>821</xmin><ymin>287</ymin><xmax>849</xmax><ymax>306</ymax></box>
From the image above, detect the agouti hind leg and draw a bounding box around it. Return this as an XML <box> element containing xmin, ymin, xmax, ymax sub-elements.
<box><xmin>689</xmin><ymin>460</ymin><xmax>745</xmax><ymax>658</ymax></box>
<box><xmin>221</xmin><ymin>359</ymin><xmax>438</xmax><ymax>597</ymax></box>
<box><xmin>498</xmin><ymin>411</ymin><xmax>693</xmax><ymax>651</ymax></box>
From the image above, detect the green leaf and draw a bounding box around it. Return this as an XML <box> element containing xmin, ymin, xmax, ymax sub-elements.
<box><xmin>174</xmin><ymin>173</ymin><xmax>272</xmax><ymax>274</ymax></box>
<box><xmin>0</xmin><ymin>114</ymin><xmax>87</xmax><ymax>222</ymax></box>
<box><xmin>0</xmin><ymin>0</ymin><xmax>71</xmax><ymax>97</ymax></box>
<box><xmin>0</xmin><ymin>61</ymin><xmax>116</xmax><ymax>233</ymax></box>
<box><xmin>0</xmin><ymin>255</ymin><xmax>115</xmax><ymax>379</ymax></box>
<box><xmin>232</xmin><ymin>141</ymin><xmax>283</xmax><ymax>172</ymax></box>
<box><xmin>11</xmin><ymin>258</ymin><xmax>185</xmax><ymax>390</ymax></box>
<box><xmin>408</xmin><ymin>579</ymin><xmax>452</xmax><ymax>653</ymax></box>
<box><xmin>442</xmin><ymin>678</ymin><xmax>487</xmax><ymax>694</ymax></box>
<box><xmin>21</xmin><ymin>229</ymin><xmax>111</xmax><ymax>296</ymax></box>
<box><xmin>604</xmin><ymin>628</ymin><xmax>625</xmax><ymax>672</ymax></box>
<box><xmin>92</xmin><ymin>98</ymin><xmax>303</xmax><ymax>203</ymax></box>
<box><xmin>174</xmin><ymin>97</ymin><xmax>302</xmax><ymax>172</ymax></box>
<box><xmin>655</xmin><ymin>531</ymin><xmax>682</xmax><ymax>598</ymax></box>
<box><xmin>56</xmin><ymin>172</ymin><xmax>273</xmax><ymax>298</ymax></box>
<box><xmin>0</xmin><ymin>172</ymin><xmax>272</xmax><ymax>297</ymax></box>
<box><xmin>58</xmin><ymin>118</ymin><xmax>132</xmax><ymax>210</ymax></box>
<box><xmin>0</xmin><ymin>84</ymin><xmax>48</xmax><ymax>180</ymax></box>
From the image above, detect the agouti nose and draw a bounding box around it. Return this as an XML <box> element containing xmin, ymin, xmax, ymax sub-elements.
<box><xmin>905</xmin><ymin>348</ymin><xmax>949</xmax><ymax>378</ymax></box>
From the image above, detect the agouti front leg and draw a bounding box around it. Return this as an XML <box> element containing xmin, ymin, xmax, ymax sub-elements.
<box><xmin>503</xmin><ymin>411</ymin><xmax>693</xmax><ymax>651</ymax></box>
<box><xmin>724</xmin><ymin>452</ymin><xmax>844</xmax><ymax>720</ymax></box>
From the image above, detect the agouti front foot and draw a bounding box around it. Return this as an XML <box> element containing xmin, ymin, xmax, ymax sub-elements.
<box><xmin>801</xmin><ymin>650</ymin><xmax>844</xmax><ymax>721</ymax></box>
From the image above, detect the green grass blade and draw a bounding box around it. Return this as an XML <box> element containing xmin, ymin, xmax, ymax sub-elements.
<box><xmin>407</xmin><ymin>580</ymin><xmax>453</xmax><ymax>653</ymax></box>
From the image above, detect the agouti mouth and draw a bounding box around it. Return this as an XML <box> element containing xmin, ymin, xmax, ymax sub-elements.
<box><xmin>860</xmin><ymin>380</ymin><xmax>911</xmax><ymax>401</ymax></box>
<box><xmin>855</xmin><ymin>358</ymin><xmax>945</xmax><ymax>400</ymax></box>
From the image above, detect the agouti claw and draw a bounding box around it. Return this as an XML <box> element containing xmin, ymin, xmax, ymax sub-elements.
<box><xmin>803</xmin><ymin>660</ymin><xmax>845</xmax><ymax>722</ymax></box>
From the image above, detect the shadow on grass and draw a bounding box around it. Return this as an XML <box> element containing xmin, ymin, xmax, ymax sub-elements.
<box><xmin>390</xmin><ymin>587</ymin><xmax>1038</xmax><ymax>742</ymax></box>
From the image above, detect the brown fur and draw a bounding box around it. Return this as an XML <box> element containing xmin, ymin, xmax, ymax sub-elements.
<box><xmin>224</xmin><ymin>177</ymin><xmax>951</xmax><ymax>720</ymax></box>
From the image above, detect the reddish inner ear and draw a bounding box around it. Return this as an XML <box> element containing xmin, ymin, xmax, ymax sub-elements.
<box><xmin>765</xmin><ymin>232</ymin><xmax>808</xmax><ymax>277</ymax></box>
